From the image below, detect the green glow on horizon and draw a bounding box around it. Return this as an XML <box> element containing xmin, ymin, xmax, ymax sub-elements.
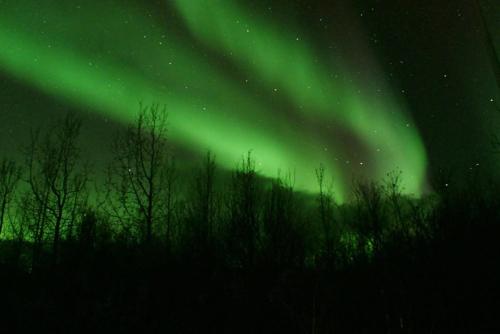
<box><xmin>0</xmin><ymin>0</ymin><xmax>428</xmax><ymax>201</ymax></box>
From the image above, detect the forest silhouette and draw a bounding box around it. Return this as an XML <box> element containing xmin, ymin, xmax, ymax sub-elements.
<box><xmin>0</xmin><ymin>105</ymin><xmax>499</xmax><ymax>333</ymax></box>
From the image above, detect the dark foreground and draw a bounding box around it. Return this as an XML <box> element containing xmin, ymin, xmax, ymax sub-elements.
<box><xmin>0</xmin><ymin>112</ymin><xmax>499</xmax><ymax>333</ymax></box>
<box><xmin>1</xmin><ymin>207</ymin><xmax>499</xmax><ymax>334</ymax></box>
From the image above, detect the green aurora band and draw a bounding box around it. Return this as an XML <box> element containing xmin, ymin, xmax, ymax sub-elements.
<box><xmin>0</xmin><ymin>0</ymin><xmax>427</xmax><ymax>201</ymax></box>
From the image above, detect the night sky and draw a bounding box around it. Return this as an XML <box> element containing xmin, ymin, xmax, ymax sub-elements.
<box><xmin>0</xmin><ymin>0</ymin><xmax>498</xmax><ymax>201</ymax></box>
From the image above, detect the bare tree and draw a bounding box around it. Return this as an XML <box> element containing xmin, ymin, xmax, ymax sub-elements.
<box><xmin>384</xmin><ymin>170</ymin><xmax>405</xmax><ymax>232</ymax></box>
<box><xmin>227</xmin><ymin>151</ymin><xmax>261</xmax><ymax>268</ymax></box>
<box><xmin>25</xmin><ymin>113</ymin><xmax>88</xmax><ymax>263</ymax></box>
<box><xmin>0</xmin><ymin>158</ymin><xmax>21</xmax><ymax>237</ymax></box>
<box><xmin>181</xmin><ymin>151</ymin><xmax>219</xmax><ymax>262</ymax></box>
<box><xmin>354</xmin><ymin>180</ymin><xmax>385</xmax><ymax>255</ymax></box>
<box><xmin>106</xmin><ymin>104</ymin><xmax>174</xmax><ymax>245</ymax></box>
<box><xmin>262</xmin><ymin>170</ymin><xmax>303</xmax><ymax>267</ymax></box>
<box><xmin>163</xmin><ymin>157</ymin><xmax>177</xmax><ymax>252</ymax></box>
<box><xmin>315</xmin><ymin>164</ymin><xmax>337</xmax><ymax>263</ymax></box>
<box><xmin>193</xmin><ymin>151</ymin><xmax>217</xmax><ymax>244</ymax></box>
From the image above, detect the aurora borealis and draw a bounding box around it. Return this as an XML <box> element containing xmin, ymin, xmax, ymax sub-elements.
<box><xmin>0</xmin><ymin>0</ymin><xmax>499</xmax><ymax>201</ymax></box>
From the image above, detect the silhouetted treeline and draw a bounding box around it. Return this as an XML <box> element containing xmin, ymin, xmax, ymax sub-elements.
<box><xmin>0</xmin><ymin>106</ymin><xmax>499</xmax><ymax>333</ymax></box>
